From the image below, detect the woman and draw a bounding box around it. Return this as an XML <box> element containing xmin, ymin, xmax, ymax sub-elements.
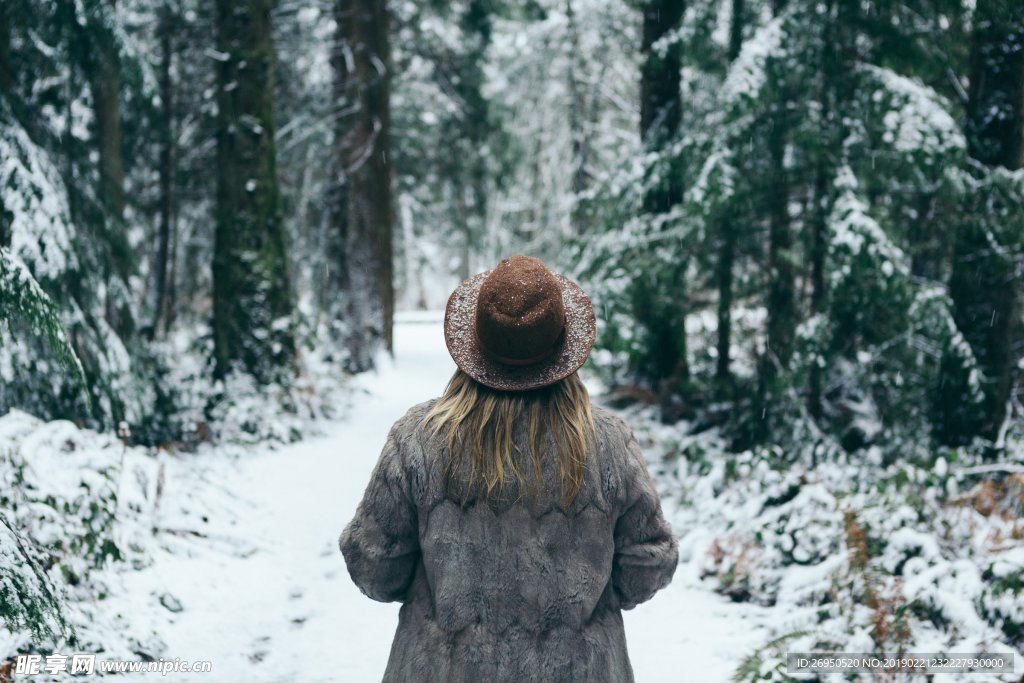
<box><xmin>340</xmin><ymin>255</ymin><xmax>678</xmax><ymax>682</ymax></box>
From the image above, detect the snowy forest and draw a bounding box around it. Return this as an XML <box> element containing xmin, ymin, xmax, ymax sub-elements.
<box><xmin>2</xmin><ymin>0</ymin><xmax>1023</xmax><ymax>680</ymax></box>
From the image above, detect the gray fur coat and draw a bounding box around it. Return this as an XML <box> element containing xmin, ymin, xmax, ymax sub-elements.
<box><xmin>339</xmin><ymin>399</ymin><xmax>678</xmax><ymax>682</ymax></box>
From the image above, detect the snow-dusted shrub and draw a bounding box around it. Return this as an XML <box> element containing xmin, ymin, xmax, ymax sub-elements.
<box><xmin>0</xmin><ymin>411</ymin><xmax>160</xmax><ymax>656</ymax></box>
<box><xmin>0</xmin><ymin>514</ymin><xmax>71</xmax><ymax>645</ymax></box>
<box><xmin>970</xmin><ymin>476</ymin><xmax>1024</xmax><ymax>648</ymax></box>
<box><xmin>615</xmin><ymin>403</ymin><xmax>1024</xmax><ymax>682</ymax></box>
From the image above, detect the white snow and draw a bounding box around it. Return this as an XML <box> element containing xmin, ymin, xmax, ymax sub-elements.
<box><xmin>721</xmin><ymin>16</ymin><xmax>785</xmax><ymax>105</ymax></box>
<box><xmin>828</xmin><ymin>166</ymin><xmax>911</xmax><ymax>282</ymax></box>
<box><xmin>20</xmin><ymin>312</ymin><xmax>768</xmax><ymax>682</ymax></box>
<box><xmin>0</xmin><ymin>105</ymin><xmax>77</xmax><ymax>280</ymax></box>
<box><xmin>862</xmin><ymin>64</ymin><xmax>965</xmax><ymax>155</ymax></box>
<box><xmin>624</xmin><ymin>561</ymin><xmax>770</xmax><ymax>682</ymax></box>
<box><xmin>6</xmin><ymin>313</ymin><xmax>1024</xmax><ymax>681</ymax></box>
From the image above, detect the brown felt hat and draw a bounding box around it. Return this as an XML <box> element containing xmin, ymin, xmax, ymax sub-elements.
<box><xmin>444</xmin><ymin>255</ymin><xmax>597</xmax><ymax>392</ymax></box>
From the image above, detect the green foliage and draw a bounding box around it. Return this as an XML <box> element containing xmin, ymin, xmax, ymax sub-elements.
<box><xmin>0</xmin><ymin>247</ymin><xmax>86</xmax><ymax>390</ymax></box>
<box><xmin>0</xmin><ymin>0</ymin><xmax>185</xmax><ymax>442</ymax></box>
<box><xmin>0</xmin><ymin>406</ymin><xmax>169</xmax><ymax>649</ymax></box>
<box><xmin>572</xmin><ymin>0</ymin><xmax>1019</xmax><ymax>459</ymax></box>
<box><xmin>0</xmin><ymin>513</ymin><xmax>72</xmax><ymax>645</ymax></box>
<box><xmin>937</xmin><ymin>166</ymin><xmax>1024</xmax><ymax>445</ymax></box>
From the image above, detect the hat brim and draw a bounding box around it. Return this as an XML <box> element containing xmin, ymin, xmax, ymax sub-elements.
<box><xmin>443</xmin><ymin>270</ymin><xmax>597</xmax><ymax>392</ymax></box>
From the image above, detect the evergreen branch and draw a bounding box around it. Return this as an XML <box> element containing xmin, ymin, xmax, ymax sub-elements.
<box><xmin>0</xmin><ymin>247</ymin><xmax>88</xmax><ymax>400</ymax></box>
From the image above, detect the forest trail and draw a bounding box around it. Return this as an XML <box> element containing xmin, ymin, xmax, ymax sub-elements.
<box><xmin>124</xmin><ymin>312</ymin><xmax>769</xmax><ymax>682</ymax></box>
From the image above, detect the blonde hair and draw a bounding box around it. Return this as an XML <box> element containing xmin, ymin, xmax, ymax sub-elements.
<box><xmin>422</xmin><ymin>368</ymin><xmax>595</xmax><ymax>508</ymax></box>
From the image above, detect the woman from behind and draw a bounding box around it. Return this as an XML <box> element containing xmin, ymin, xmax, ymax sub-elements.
<box><xmin>340</xmin><ymin>255</ymin><xmax>678</xmax><ymax>682</ymax></box>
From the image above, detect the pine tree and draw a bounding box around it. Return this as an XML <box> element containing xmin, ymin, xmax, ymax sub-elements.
<box><xmin>635</xmin><ymin>0</ymin><xmax>689</xmax><ymax>419</ymax></box>
<box><xmin>755</xmin><ymin>0</ymin><xmax>798</xmax><ymax>411</ymax></box>
<box><xmin>639</xmin><ymin>0</ymin><xmax>684</xmax><ymax>212</ymax></box>
<box><xmin>0</xmin><ymin>0</ymin><xmax>169</xmax><ymax>435</ymax></box>
<box><xmin>211</xmin><ymin>0</ymin><xmax>294</xmax><ymax>383</ymax></box>
<box><xmin>938</xmin><ymin>0</ymin><xmax>1024</xmax><ymax>446</ymax></box>
<box><xmin>72</xmin><ymin>1</ymin><xmax>138</xmax><ymax>342</ymax></box>
<box><xmin>566</xmin><ymin>0</ymin><xmax>592</xmax><ymax>235</ymax></box>
<box><xmin>713</xmin><ymin>0</ymin><xmax>745</xmax><ymax>390</ymax></box>
<box><xmin>574</xmin><ymin>0</ymin><xmax>972</xmax><ymax>452</ymax></box>
<box><xmin>150</xmin><ymin>1</ymin><xmax>177</xmax><ymax>339</ymax></box>
<box><xmin>0</xmin><ymin>2</ymin><xmax>11</xmax><ymax>111</ymax></box>
<box><xmin>331</xmin><ymin>0</ymin><xmax>394</xmax><ymax>372</ymax></box>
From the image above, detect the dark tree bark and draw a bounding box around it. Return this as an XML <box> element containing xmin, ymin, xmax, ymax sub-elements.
<box><xmin>765</xmin><ymin>0</ymin><xmax>794</xmax><ymax>376</ymax></box>
<box><xmin>92</xmin><ymin>52</ymin><xmax>123</xmax><ymax>218</ymax></box>
<box><xmin>212</xmin><ymin>0</ymin><xmax>294</xmax><ymax>382</ymax></box>
<box><xmin>567</xmin><ymin>0</ymin><xmax>590</xmax><ymax>235</ymax></box>
<box><xmin>744</xmin><ymin>0</ymin><xmax>799</xmax><ymax>443</ymax></box>
<box><xmin>938</xmin><ymin>0</ymin><xmax>1024</xmax><ymax>445</ymax></box>
<box><xmin>806</xmin><ymin>158</ymin><xmax>829</xmax><ymax>421</ymax></box>
<box><xmin>714</xmin><ymin>0</ymin><xmax>745</xmax><ymax>387</ymax></box>
<box><xmin>0</xmin><ymin>3</ymin><xmax>9</xmax><ymax>248</ymax></box>
<box><xmin>152</xmin><ymin>2</ymin><xmax>176</xmax><ymax>338</ymax></box>
<box><xmin>635</xmin><ymin>0</ymin><xmax>689</xmax><ymax>421</ymax></box>
<box><xmin>82</xmin><ymin>1</ymin><xmax>125</xmax><ymax>220</ymax></box>
<box><xmin>640</xmin><ymin>0</ymin><xmax>684</xmax><ymax>213</ymax></box>
<box><xmin>0</xmin><ymin>2</ymin><xmax>10</xmax><ymax>95</ymax></box>
<box><xmin>714</xmin><ymin>221</ymin><xmax>736</xmax><ymax>385</ymax></box>
<box><xmin>332</xmin><ymin>0</ymin><xmax>394</xmax><ymax>372</ymax></box>
<box><xmin>807</xmin><ymin>0</ymin><xmax>857</xmax><ymax>421</ymax></box>
<box><xmin>965</xmin><ymin>0</ymin><xmax>1024</xmax><ymax>170</ymax></box>
<box><xmin>763</xmin><ymin>0</ymin><xmax>795</xmax><ymax>378</ymax></box>
<box><xmin>450</xmin><ymin>0</ymin><xmax>491</xmax><ymax>282</ymax></box>
<box><xmin>764</xmin><ymin>111</ymin><xmax>796</xmax><ymax>371</ymax></box>
<box><xmin>729</xmin><ymin>0</ymin><xmax>744</xmax><ymax>62</ymax></box>
<box><xmin>76</xmin><ymin>1</ymin><xmax>134</xmax><ymax>339</ymax></box>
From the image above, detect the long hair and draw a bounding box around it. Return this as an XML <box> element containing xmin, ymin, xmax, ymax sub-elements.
<box><xmin>422</xmin><ymin>368</ymin><xmax>595</xmax><ymax>508</ymax></box>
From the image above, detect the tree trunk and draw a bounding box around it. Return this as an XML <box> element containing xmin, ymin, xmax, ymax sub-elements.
<box><xmin>764</xmin><ymin>113</ymin><xmax>796</xmax><ymax>371</ymax></box>
<box><xmin>763</xmin><ymin>0</ymin><xmax>795</xmax><ymax>376</ymax></box>
<box><xmin>90</xmin><ymin>14</ymin><xmax>125</xmax><ymax>220</ymax></box>
<box><xmin>0</xmin><ymin>4</ymin><xmax>9</xmax><ymax>248</ymax></box>
<box><xmin>333</xmin><ymin>0</ymin><xmax>394</xmax><ymax>373</ymax></box>
<box><xmin>212</xmin><ymin>0</ymin><xmax>294</xmax><ymax>383</ymax></box>
<box><xmin>806</xmin><ymin>155</ymin><xmax>829</xmax><ymax>420</ymax></box>
<box><xmin>453</xmin><ymin>1</ymin><xmax>491</xmax><ymax>278</ymax></box>
<box><xmin>965</xmin><ymin>0</ymin><xmax>1024</xmax><ymax>170</ymax></box>
<box><xmin>0</xmin><ymin>2</ymin><xmax>11</xmax><ymax>95</ymax></box>
<box><xmin>78</xmin><ymin>1</ymin><xmax>134</xmax><ymax>340</ymax></box>
<box><xmin>753</xmin><ymin>104</ymin><xmax>797</xmax><ymax>436</ymax></box>
<box><xmin>743</xmin><ymin>0</ymin><xmax>799</xmax><ymax>442</ymax></box>
<box><xmin>567</xmin><ymin>0</ymin><xmax>591</xmax><ymax>235</ymax></box>
<box><xmin>640</xmin><ymin>0</ymin><xmax>684</xmax><ymax>213</ymax></box>
<box><xmin>729</xmin><ymin>0</ymin><xmax>744</xmax><ymax>62</ymax></box>
<box><xmin>152</xmin><ymin>2</ymin><xmax>176</xmax><ymax>338</ymax></box>
<box><xmin>939</xmin><ymin>0</ymin><xmax>1024</xmax><ymax>445</ymax></box>
<box><xmin>637</xmin><ymin>0</ymin><xmax>688</xmax><ymax>420</ymax></box>
<box><xmin>458</xmin><ymin>190</ymin><xmax>471</xmax><ymax>281</ymax></box>
<box><xmin>807</xmin><ymin>0</ymin><xmax>856</xmax><ymax>421</ymax></box>
<box><xmin>715</xmin><ymin>222</ymin><xmax>735</xmax><ymax>385</ymax></box>
<box><xmin>714</xmin><ymin>0</ymin><xmax>744</xmax><ymax>388</ymax></box>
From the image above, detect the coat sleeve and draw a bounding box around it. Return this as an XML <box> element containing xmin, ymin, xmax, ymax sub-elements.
<box><xmin>611</xmin><ymin>424</ymin><xmax>679</xmax><ymax>610</ymax></box>
<box><xmin>339</xmin><ymin>419</ymin><xmax>420</xmax><ymax>603</ymax></box>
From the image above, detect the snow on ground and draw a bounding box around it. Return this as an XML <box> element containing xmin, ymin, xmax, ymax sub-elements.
<box><xmin>623</xmin><ymin>560</ymin><xmax>770</xmax><ymax>681</ymax></box>
<box><xmin>96</xmin><ymin>311</ymin><xmax>768</xmax><ymax>682</ymax></box>
<box><xmin>12</xmin><ymin>310</ymin><xmax>1019</xmax><ymax>682</ymax></box>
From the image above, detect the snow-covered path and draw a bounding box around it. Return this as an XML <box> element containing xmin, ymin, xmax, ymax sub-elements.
<box><xmin>122</xmin><ymin>313</ymin><xmax>769</xmax><ymax>682</ymax></box>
